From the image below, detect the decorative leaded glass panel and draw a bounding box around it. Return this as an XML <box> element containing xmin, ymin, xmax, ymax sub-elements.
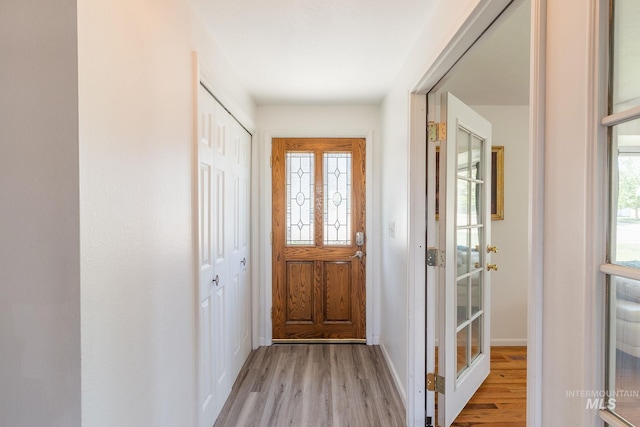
<box><xmin>286</xmin><ymin>152</ymin><xmax>314</xmax><ymax>245</ymax></box>
<box><xmin>324</xmin><ymin>153</ymin><xmax>352</xmax><ymax>245</ymax></box>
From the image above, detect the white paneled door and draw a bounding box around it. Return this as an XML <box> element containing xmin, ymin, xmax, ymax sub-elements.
<box><xmin>197</xmin><ymin>85</ymin><xmax>251</xmax><ymax>427</ymax></box>
<box><xmin>430</xmin><ymin>92</ymin><xmax>493</xmax><ymax>427</ymax></box>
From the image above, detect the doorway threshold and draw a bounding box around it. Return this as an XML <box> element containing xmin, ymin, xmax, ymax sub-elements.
<box><xmin>272</xmin><ymin>338</ymin><xmax>366</xmax><ymax>344</ymax></box>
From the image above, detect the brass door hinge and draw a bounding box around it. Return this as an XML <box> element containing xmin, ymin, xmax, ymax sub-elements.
<box><xmin>427</xmin><ymin>121</ymin><xmax>446</xmax><ymax>142</ymax></box>
<box><xmin>270</xmin><ymin>155</ymin><xmax>273</xmax><ymax>168</ymax></box>
<box><xmin>426</xmin><ymin>372</ymin><xmax>445</xmax><ymax>394</ymax></box>
<box><xmin>270</xmin><ymin>307</ymin><xmax>273</xmax><ymax>319</ymax></box>
<box><xmin>270</xmin><ymin>232</ymin><xmax>273</xmax><ymax>244</ymax></box>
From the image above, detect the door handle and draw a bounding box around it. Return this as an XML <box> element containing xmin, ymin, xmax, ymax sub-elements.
<box><xmin>350</xmin><ymin>250</ymin><xmax>364</xmax><ymax>259</ymax></box>
<box><xmin>241</xmin><ymin>257</ymin><xmax>247</xmax><ymax>266</ymax></box>
<box><xmin>212</xmin><ymin>275</ymin><xmax>220</xmax><ymax>286</ymax></box>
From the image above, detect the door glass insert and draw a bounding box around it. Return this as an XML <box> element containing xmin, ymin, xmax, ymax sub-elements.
<box><xmin>457</xmin><ymin>327</ymin><xmax>468</xmax><ymax>377</ymax></box>
<box><xmin>457</xmin><ymin>179</ymin><xmax>470</xmax><ymax>227</ymax></box>
<box><xmin>457</xmin><ymin>229</ymin><xmax>471</xmax><ymax>275</ymax></box>
<box><xmin>458</xmin><ymin>127</ymin><xmax>471</xmax><ymax>178</ymax></box>
<box><xmin>286</xmin><ymin>152</ymin><xmax>315</xmax><ymax>246</ymax></box>
<box><xmin>471</xmin><ymin>272</ymin><xmax>482</xmax><ymax>316</ymax></box>
<box><xmin>324</xmin><ymin>152</ymin><xmax>352</xmax><ymax>246</ymax></box>
<box><xmin>457</xmin><ymin>277</ymin><xmax>469</xmax><ymax>327</ymax></box>
<box><xmin>471</xmin><ymin>317</ymin><xmax>481</xmax><ymax>362</ymax></box>
<box><xmin>455</xmin><ymin>125</ymin><xmax>487</xmax><ymax>381</ymax></box>
<box><xmin>470</xmin><ymin>179</ymin><xmax>481</xmax><ymax>226</ymax></box>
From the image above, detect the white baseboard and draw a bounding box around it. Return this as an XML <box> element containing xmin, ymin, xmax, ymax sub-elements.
<box><xmin>371</xmin><ymin>335</ymin><xmax>380</xmax><ymax>345</ymax></box>
<box><xmin>490</xmin><ymin>338</ymin><xmax>528</xmax><ymax>346</ymax></box>
<box><xmin>379</xmin><ymin>337</ymin><xmax>407</xmax><ymax>405</ymax></box>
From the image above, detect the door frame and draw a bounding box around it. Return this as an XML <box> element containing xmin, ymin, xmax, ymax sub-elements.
<box><xmin>406</xmin><ymin>1</ymin><xmax>544</xmax><ymax>426</ymax></box>
<box><xmin>259</xmin><ymin>130</ymin><xmax>377</xmax><ymax>346</ymax></box>
<box><xmin>270</xmin><ymin>137</ymin><xmax>367</xmax><ymax>341</ymax></box>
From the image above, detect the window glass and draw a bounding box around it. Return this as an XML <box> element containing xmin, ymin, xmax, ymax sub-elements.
<box><xmin>611</xmin><ymin>0</ymin><xmax>640</xmax><ymax>113</ymax></box>
<box><xmin>610</xmin><ymin>118</ymin><xmax>640</xmax><ymax>266</ymax></box>
<box><xmin>606</xmin><ymin>275</ymin><xmax>640</xmax><ymax>424</ymax></box>
<box><xmin>603</xmin><ymin>2</ymin><xmax>640</xmax><ymax>426</ymax></box>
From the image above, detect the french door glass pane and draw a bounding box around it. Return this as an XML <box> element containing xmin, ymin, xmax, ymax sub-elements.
<box><xmin>458</xmin><ymin>179</ymin><xmax>470</xmax><ymax>227</ymax></box>
<box><xmin>457</xmin><ymin>228</ymin><xmax>471</xmax><ymax>275</ymax></box>
<box><xmin>612</xmin><ymin>0</ymin><xmax>640</xmax><ymax>113</ymax></box>
<box><xmin>607</xmin><ymin>275</ymin><xmax>640</xmax><ymax>425</ymax></box>
<box><xmin>324</xmin><ymin>153</ymin><xmax>352</xmax><ymax>246</ymax></box>
<box><xmin>457</xmin><ymin>277</ymin><xmax>469</xmax><ymax>327</ymax></box>
<box><xmin>286</xmin><ymin>152</ymin><xmax>314</xmax><ymax>245</ymax></box>
<box><xmin>458</xmin><ymin>127</ymin><xmax>471</xmax><ymax>178</ymax></box>
<box><xmin>471</xmin><ymin>272</ymin><xmax>482</xmax><ymax>316</ymax></box>
<box><xmin>610</xmin><ymin>118</ymin><xmax>640</xmax><ymax>266</ymax></box>
<box><xmin>471</xmin><ymin>317</ymin><xmax>481</xmax><ymax>362</ymax></box>
<box><xmin>457</xmin><ymin>327</ymin><xmax>468</xmax><ymax>377</ymax></box>
<box><xmin>470</xmin><ymin>180</ymin><xmax>481</xmax><ymax>226</ymax></box>
<box><xmin>455</xmin><ymin>123</ymin><xmax>487</xmax><ymax>384</ymax></box>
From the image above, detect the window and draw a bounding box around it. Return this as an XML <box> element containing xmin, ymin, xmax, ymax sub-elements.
<box><xmin>601</xmin><ymin>1</ymin><xmax>640</xmax><ymax>425</ymax></box>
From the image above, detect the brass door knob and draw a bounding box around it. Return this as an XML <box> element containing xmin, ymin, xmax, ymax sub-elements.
<box><xmin>487</xmin><ymin>264</ymin><xmax>498</xmax><ymax>271</ymax></box>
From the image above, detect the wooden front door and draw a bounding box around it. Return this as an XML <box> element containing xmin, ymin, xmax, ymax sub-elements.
<box><xmin>272</xmin><ymin>138</ymin><xmax>366</xmax><ymax>341</ymax></box>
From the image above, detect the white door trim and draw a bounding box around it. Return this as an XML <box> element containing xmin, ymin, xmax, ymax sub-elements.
<box><xmin>526</xmin><ymin>1</ymin><xmax>546</xmax><ymax>425</ymax></box>
<box><xmin>258</xmin><ymin>130</ymin><xmax>377</xmax><ymax>346</ymax></box>
<box><xmin>408</xmin><ymin>93</ymin><xmax>427</xmax><ymax>425</ymax></box>
<box><xmin>406</xmin><ymin>1</ymin><xmax>543</xmax><ymax>426</ymax></box>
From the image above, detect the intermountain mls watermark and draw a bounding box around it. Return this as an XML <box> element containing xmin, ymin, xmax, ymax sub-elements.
<box><xmin>566</xmin><ymin>389</ymin><xmax>640</xmax><ymax>410</ymax></box>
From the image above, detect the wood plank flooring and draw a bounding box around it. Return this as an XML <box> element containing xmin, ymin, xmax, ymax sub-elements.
<box><xmin>450</xmin><ymin>346</ymin><xmax>527</xmax><ymax>427</ymax></box>
<box><xmin>213</xmin><ymin>344</ymin><xmax>405</xmax><ymax>427</ymax></box>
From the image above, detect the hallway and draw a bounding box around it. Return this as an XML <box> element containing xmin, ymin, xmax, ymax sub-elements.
<box><xmin>213</xmin><ymin>344</ymin><xmax>405</xmax><ymax>427</ymax></box>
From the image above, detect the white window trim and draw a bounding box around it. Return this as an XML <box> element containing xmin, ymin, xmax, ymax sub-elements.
<box><xmin>597</xmin><ymin>0</ymin><xmax>640</xmax><ymax>425</ymax></box>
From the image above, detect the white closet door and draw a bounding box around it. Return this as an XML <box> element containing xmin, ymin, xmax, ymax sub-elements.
<box><xmin>198</xmin><ymin>85</ymin><xmax>252</xmax><ymax>427</ymax></box>
<box><xmin>197</xmin><ymin>85</ymin><xmax>219</xmax><ymax>427</ymax></box>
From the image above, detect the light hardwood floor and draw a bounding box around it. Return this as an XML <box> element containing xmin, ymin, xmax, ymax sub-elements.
<box><xmin>213</xmin><ymin>344</ymin><xmax>405</xmax><ymax>427</ymax></box>
<box><xmin>449</xmin><ymin>346</ymin><xmax>527</xmax><ymax>427</ymax></box>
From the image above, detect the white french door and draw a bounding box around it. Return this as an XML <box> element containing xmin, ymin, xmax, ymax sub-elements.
<box><xmin>428</xmin><ymin>92</ymin><xmax>493</xmax><ymax>427</ymax></box>
<box><xmin>197</xmin><ymin>84</ymin><xmax>252</xmax><ymax>427</ymax></box>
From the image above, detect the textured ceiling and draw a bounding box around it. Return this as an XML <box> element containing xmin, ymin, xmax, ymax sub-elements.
<box><xmin>193</xmin><ymin>0</ymin><xmax>436</xmax><ymax>105</ymax></box>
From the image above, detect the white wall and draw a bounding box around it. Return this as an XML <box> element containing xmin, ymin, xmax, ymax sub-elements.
<box><xmin>472</xmin><ymin>105</ymin><xmax>529</xmax><ymax>345</ymax></box>
<box><xmin>0</xmin><ymin>2</ymin><xmax>81</xmax><ymax>426</ymax></box>
<box><xmin>77</xmin><ymin>0</ymin><xmax>255</xmax><ymax>425</ymax></box>
<box><xmin>255</xmin><ymin>105</ymin><xmax>381</xmax><ymax>345</ymax></box>
<box><xmin>541</xmin><ymin>0</ymin><xmax>604</xmax><ymax>425</ymax></box>
<box><xmin>380</xmin><ymin>0</ymin><xmax>485</xmax><ymax>408</ymax></box>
